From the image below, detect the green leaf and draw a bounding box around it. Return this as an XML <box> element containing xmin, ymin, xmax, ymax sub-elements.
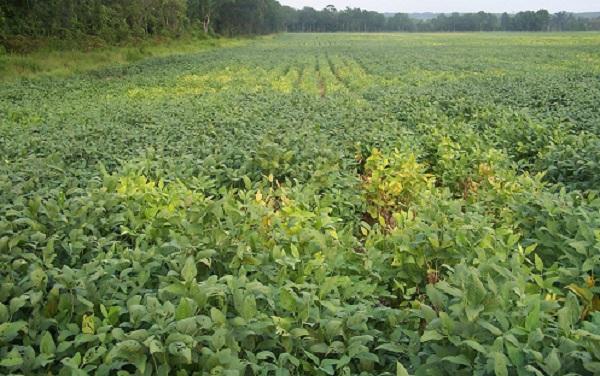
<box><xmin>304</xmin><ymin>350</ymin><xmax>321</xmax><ymax>365</ymax></box>
<box><xmin>30</xmin><ymin>267</ymin><xmax>47</xmax><ymax>288</ymax></box>
<box><xmin>426</xmin><ymin>284</ymin><xmax>446</xmax><ymax>309</ymax></box>
<box><xmin>542</xmin><ymin>348</ymin><xmax>560</xmax><ymax>376</ymax></box>
<box><xmin>281</xmin><ymin>352</ymin><xmax>300</xmax><ymax>367</ymax></box>
<box><xmin>465</xmin><ymin>305</ymin><xmax>484</xmax><ymax>322</ymax></box>
<box><xmin>160</xmin><ymin>283</ymin><xmax>187</xmax><ymax>297</ymax></box>
<box><xmin>197</xmin><ymin>315</ymin><xmax>212</xmax><ymax>329</ymax></box>
<box><xmin>145</xmin><ymin>338</ymin><xmax>164</xmax><ymax>355</ymax></box>
<box><xmin>132</xmin><ymin>353</ymin><xmax>147</xmax><ymax>373</ymax></box>
<box><xmin>320</xmin><ymin>359</ymin><xmax>336</xmax><ymax>375</ymax></box>
<box><xmin>211</xmin><ymin>328</ymin><xmax>227</xmax><ymax>350</ymax></box>
<box><xmin>584</xmin><ymin>362</ymin><xmax>600</xmax><ymax>373</ymax></box>
<box><xmin>309</xmin><ymin>343</ymin><xmax>329</xmax><ymax>354</ymax></box>
<box><xmin>241</xmin><ymin>295</ymin><xmax>257</xmax><ymax>321</ymax></box>
<box><xmin>102</xmin><ymin>305</ymin><xmax>121</xmax><ymax>325</ymax></box>
<box><xmin>325</xmin><ymin>319</ymin><xmax>344</xmax><ymax>338</ymax></box>
<box><xmin>505</xmin><ymin>343</ymin><xmax>524</xmax><ymax>367</ymax></box>
<box><xmin>40</xmin><ymin>331</ymin><xmax>56</xmax><ymax>355</ymax></box>
<box><xmin>0</xmin><ymin>303</ymin><xmax>8</xmax><ymax>323</ymax></box>
<box><xmin>181</xmin><ymin>256</ymin><xmax>197</xmax><ymax>283</ymax></box>
<box><xmin>462</xmin><ymin>340</ymin><xmax>486</xmax><ymax>354</ymax></box>
<box><xmin>444</xmin><ymin>355</ymin><xmax>471</xmax><ymax>366</ymax></box>
<box><xmin>356</xmin><ymin>351</ymin><xmax>378</xmax><ymax>362</ymax></box>
<box><xmin>419</xmin><ymin>304</ymin><xmax>437</xmax><ymax>323</ymax></box>
<box><xmin>347</xmin><ymin>312</ymin><xmax>368</xmax><ymax>331</ymax></box>
<box><xmin>210</xmin><ymin>307</ymin><xmax>226</xmax><ymax>325</ymax></box>
<box><xmin>478</xmin><ymin>320</ymin><xmax>502</xmax><ymax>336</ymax></box>
<box><xmin>256</xmin><ymin>351</ymin><xmax>276</xmax><ymax>361</ymax></box>
<box><xmin>279</xmin><ymin>288</ymin><xmax>297</xmax><ymax>311</ymax></box>
<box><xmin>57</xmin><ymin>341</ymin><xmax>73</xmax><ymax>353</ymax></box>
<box><xmin>420</xmin><ymin>330</ymin><xmax>444</xmax><ymax>342</ymax></box>
<box><xmin>337</xmin><ymin>355</ymin><xmax>351</xmax><ymax>369</ymax></box>
<box><xmin>0</xmin><ymin>321</ymin><xmax>27</xmax><ymax>342</ymax></box>
<box><xmin>524</xmin><ymin>365</ymin><xmax>545</xmax><ymax>376</ymax></box>
<box><xmin>118</xmin><ymin>340</ymin><xmax>143</xmax><ymax>355</ymax></box>
<box><xmin>289</xmin><ymin>328</ymin><xmax>309</xmax><ymax>338</ymax></box>
<box><xmin>568</xmin><ymin>240</ymin><xmax>590</xmax><ymax>254</ymax></box>
<box><xmin>9</xmin><ymin>295</ymin><xmax>28</xmax><ymax>314</ymax></box>
<box><xmin>157</xmin><ymin>364</ymin><xmax>171</xmax><ymax>376</ymax></box>
<box><xmin>175</xmin><ymin>298</ymin><xmax>195</xmax><ymax>320</ymax></box>
<box><xmin>242</xmin><ymin>175</ymin><xmax>252</xmax><ymax>190</ymax></box>
<box><xmin>465</xmin><ymin>270</ymin><xmax>486</xmax><ymax>306</ymax></box>
<box><xmin>396</xmin><ymin>362</ymin><xmax>410</xmax><ymax>376</ymax></box>
<box><xmin>525</xmin><ymin>299</ymin><xmax>540</xmax><ymax>331</ymax></box>
<box><xmin>0</xmin><ymin>349</ymin><xmax>23</xmax><ymax>367</ymax></box>
<box><xmin>534</xmin><ymin>254</ymin><xmax>543</xmax><ymax>272</ymax></box>
<box><xmin>558</xmin><ymin>293</ymin><xmax>580</xmax><ymax>333</ymax></box>
<box><xmin>168</xmin><ymin>341</ymin><xmax>192</xmax><ymax>364</ymax></box>
<box><xmin>436</xmin><ymin>281</ymin><xmax>463</xmax><ymax>297</ymax></box>
<box><xmin>176</xmin><ymin>317</ymin><xmax>197</xmax><ymax>335</ymax></box>
<box><xmin>62</xmin><ymin>352</ymin><xmax>82</xmax><ymax>368</ymax></box>
<box><xmin>492</xmin><ymin>352</ymin><xmax>508</xmax><ymax>376</ymax></box>
<box><xmin>376</xmin><ymin>343</ymin><xmax>405</xmax><ymax>353</ymax></box>
<box><xmin>43</xmin><ymin>238</ymin><xmax>56</xmax><ymax>266</ymax></box>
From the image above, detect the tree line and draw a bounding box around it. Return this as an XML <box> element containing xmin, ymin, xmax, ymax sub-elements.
<box><xmin>285</xmin><ymin>7</ymin><xmax>600</xmax><ymax>32</ymax></box>
<box><xmin>0</xmin><ymin>0</ymin><xmax>285</xmax><ymax>43</ymax></box>
<box><xmin>1</xmin><ymin>1</ymin><xmax>599</xmax><ymax>47</ymax></box>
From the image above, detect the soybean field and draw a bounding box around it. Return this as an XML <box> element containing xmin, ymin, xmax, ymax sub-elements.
<box><xmin>2</xmin><ymin>33</ymin><xmax>600</xmax><ymax>375</ymax></box>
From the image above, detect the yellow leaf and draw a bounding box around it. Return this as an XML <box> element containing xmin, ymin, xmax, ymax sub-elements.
<box><xmin>587</xmin><ymin>275</ymin><xmax>595</xmax><ymax>288</ymax></box>
<box><xmin>82</xmin><ymin>314</ymin><xmax>95</xmax><ymax>335</ymax></box>
<box><xmin>593</xmin><ymin>296</ymin><xmax>600</xmax><ymax>312</ymax></box>
<box><xmin>567</xmin><ymin>284</ymin><xmax>593</xmax><ymax>303</ymax></box>
<box><xmin>255</xmin><ymin>190</ymin><xmax>263</xmax><ymax>203</ymax></box>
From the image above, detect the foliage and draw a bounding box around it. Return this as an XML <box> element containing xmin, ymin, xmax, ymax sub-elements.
<box><xmin>2</xmin><ymin>1</ymin><xmax>599</xmax><ymax>51</ymax></box>
<box><xmin>362</xmin><ymin>149</ymin><xmax>434</xmax><ymax>228</ymax></box>
<box><xmin>0</xmin><ymin>0</ymin><xmax>284</xmax><ymax>51</ymax></box>
<box><xmin>0</xmin><ymin>36</ymin><xmax>242</xmax><ymax>82</ymax></box>
<box><xmin>1</xmin><ymin>32</ymin><xmax>600</xmax><ymax>375</ymax></box>
<box><xmin>282</xmin><ymin>8</ymin><xmax>600</xmax><ymax>33</ymax></box>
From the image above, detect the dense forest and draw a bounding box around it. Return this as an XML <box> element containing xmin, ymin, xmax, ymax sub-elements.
<box><xmin>1</xmin><ymin>1</ymin><xmax>600</xmax><ymax>49</ymax></box>
<box><xmin>0</xmin><ymin>0</ymin><xmax>285</xmax><ymax>42</ymax></box>
<box><xmin>285</xmin><ymin>7</ymin><xmax>600</xmax><ymax>32</ymax></box>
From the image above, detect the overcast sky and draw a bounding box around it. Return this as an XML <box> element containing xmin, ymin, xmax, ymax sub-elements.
<box><xmin>279</xmin><ymin>0</ymin><xmax>599</xmax><ymax>13</ymax></box>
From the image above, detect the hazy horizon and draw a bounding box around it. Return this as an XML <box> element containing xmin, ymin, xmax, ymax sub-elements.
<box><xmin>279</xmin><ymin>0</ymin><xmax>599</xmax><ymax>14</ymax></box>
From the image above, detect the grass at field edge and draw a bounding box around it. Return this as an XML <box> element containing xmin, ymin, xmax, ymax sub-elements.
<box><xmin>0</xmin><ymin>36</ymin><xmax>249</xmax><ymax>82</ymax></box>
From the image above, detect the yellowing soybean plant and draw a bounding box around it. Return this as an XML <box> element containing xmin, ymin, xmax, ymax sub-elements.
<box><xmin>2</xmin><ymin>33</ymin><xmax>600</xmax><ymax>375</ymax></box>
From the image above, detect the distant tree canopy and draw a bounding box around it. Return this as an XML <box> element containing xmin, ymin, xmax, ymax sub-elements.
<box><xmin>284</xmin><ymin>7</ymin><xmax>600</xmax><ymax>32</ymax></box>
<box><xmin>1</xmin><ymin>1</ymin><xmax>599</xmax><ymax>46</ymax></box>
